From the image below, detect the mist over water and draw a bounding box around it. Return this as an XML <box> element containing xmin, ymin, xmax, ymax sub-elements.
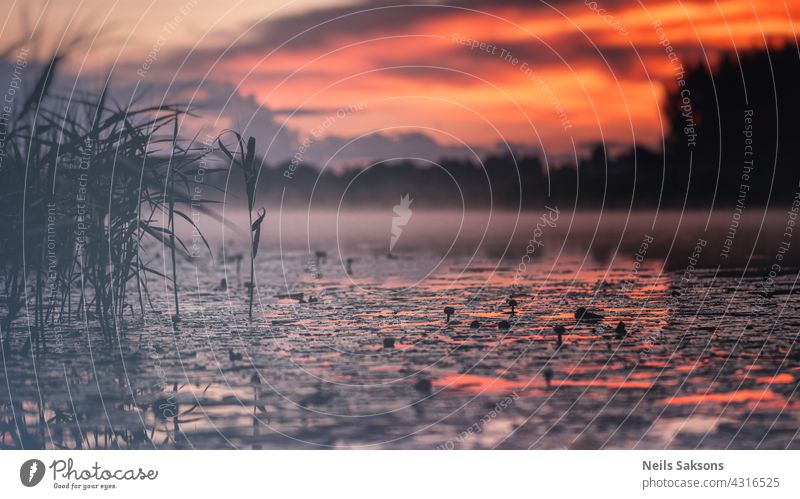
<box><xmin>187</xmin><ymin>208</ymin><xmax>797</xmax><ymax>268</ymax></box>
<box><xmin>6</xmin><ymin>206</ymin><xmax>800</xmax><ymax>449</ymax></box>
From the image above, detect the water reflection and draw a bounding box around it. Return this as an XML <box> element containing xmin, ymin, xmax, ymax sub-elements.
<box><xmin>2</xmin><ymin>211</ymin><xmax>800</xmax><ymax>449</ymax></box>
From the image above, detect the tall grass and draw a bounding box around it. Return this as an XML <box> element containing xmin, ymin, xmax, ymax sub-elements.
<box><xmin>0</xmin><ymin>51</ymin><xmax>214</xmax><ymax>352</ymax></box>
<box><xmin>218</xmin><ymin>133</ymin><xmax>265</xmax><ymax>321</ymax></box>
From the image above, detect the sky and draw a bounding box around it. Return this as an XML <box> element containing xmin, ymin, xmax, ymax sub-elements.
<box><xmin>0</xmin><ymin>0</ymin><xmax>798</xmax><ymax>166</ymax></box>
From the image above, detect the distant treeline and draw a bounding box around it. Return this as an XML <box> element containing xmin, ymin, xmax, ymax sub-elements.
<box><xmin>226</xmin><ymin>43</ymin><xmax>800</xmax><ymax>210</ymax></box>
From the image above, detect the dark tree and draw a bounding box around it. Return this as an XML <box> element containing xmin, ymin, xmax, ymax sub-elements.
<box><xmin>663</xmin><ymin>43</ymin><xmax>800</xmax><ymax>207</ymax></box>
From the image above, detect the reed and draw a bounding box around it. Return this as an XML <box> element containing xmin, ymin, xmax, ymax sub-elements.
<box><xmin>217</xmin><ymin>132</ymin><xmax>265</xmax><ymax>321</ymax></box>
<box><xmin>0</xmin><ymin>49</ymin><xmax>213</xmax><ymax>351</ymax></box>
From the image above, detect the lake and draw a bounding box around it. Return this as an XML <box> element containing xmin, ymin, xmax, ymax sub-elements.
<box><xmin>2</xmin><ymin>210</ymin><xmax>799</xmax><ymax>449</ymax></box>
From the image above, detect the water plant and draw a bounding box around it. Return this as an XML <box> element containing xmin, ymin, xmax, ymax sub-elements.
<box><xmin>0</xmin><ymin>45</ymin><xmax>214</xmax><ymax>351</ymax></box>
<box><xmin>217</xmin><ymin>133</ymin><xmax>265</xmax><ymax>321</ymax></box>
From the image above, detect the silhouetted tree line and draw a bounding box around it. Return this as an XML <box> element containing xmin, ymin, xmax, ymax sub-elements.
<box><xmin>661</xmin><ymin>43</ymin><xmax>799</xmax><ymax>209</ymax></box>
<box><xmin>242</xmin><ymin>43</ymin><xmax>799</xmax><ymax>209</ymax></box>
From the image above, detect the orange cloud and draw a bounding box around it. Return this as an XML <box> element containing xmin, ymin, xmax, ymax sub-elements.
<box><xmin>195</xmin><ymin>0</ymin><xmax>795</xmax><ymax>154</ymax></box>
<box><xmin>21</xmin><ymin>0</ymin><xmax>788</xmax><ymax>157</ymax></box>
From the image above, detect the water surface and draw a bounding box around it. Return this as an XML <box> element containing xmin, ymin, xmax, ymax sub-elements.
<box><xmin>2</xmin><ymin>210</ymin><xmax>799</xmax><ymax>449</ymax></box>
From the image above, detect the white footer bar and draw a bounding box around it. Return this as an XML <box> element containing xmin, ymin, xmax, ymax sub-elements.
<box><xmin>4</xmin><ymin>450</ymin><xmax>798</xmax><ymax>498</ymax></box>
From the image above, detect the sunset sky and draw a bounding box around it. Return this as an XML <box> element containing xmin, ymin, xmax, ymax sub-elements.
<box><xmin>1</xmin><ymin>0</ymin><xmax>798</xmax><ymax>166</ymax></box>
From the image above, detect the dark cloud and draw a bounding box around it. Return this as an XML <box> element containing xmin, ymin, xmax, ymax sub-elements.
<box><xmin>160</xmin><ymin>0</ymin><xmax>681</xmax><ymax>88</ymax></box>
<box><xmin>227</xmin><ymin>0</ymin><xmax>609</xmax><ymax>54</ymax></box>
<box><xmin>302</xmin><ymin>130</ymin><xmax>489</xmax><ymax>169</ymax></box>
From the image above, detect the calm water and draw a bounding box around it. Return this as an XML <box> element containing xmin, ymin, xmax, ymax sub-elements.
<box><xmin>2</xmin><ymin>210</ymin><xmax>799</xmax><ymax>449</ymax></box>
